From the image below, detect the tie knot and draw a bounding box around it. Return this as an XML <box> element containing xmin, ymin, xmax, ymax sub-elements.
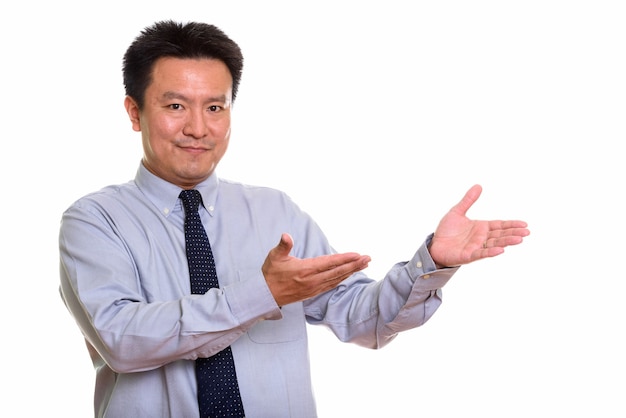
<box><xmin>179</xmin><ymin>189</ymin><xmax>202</xmax><ymax>214</ymax></box>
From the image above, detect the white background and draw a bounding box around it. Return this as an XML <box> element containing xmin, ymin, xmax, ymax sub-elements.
<box><xmin>2</xmin><ymin>1</ymin><xmax>624</xmax><ymax>417</ymax></box>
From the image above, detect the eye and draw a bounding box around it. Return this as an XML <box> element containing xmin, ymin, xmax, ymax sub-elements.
<box><xmin>208</xmin><ymin>105</ymin><xmax>222</xmax><ymax>112</ymax></box>
<box><xmin>169</xmin><ymin>103</ymin><xmax>183</xmax><ymax>110</ymax></box>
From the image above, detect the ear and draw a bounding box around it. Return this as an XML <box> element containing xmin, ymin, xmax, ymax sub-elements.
<box><xmin>124</xmin><ymin>96</ymin><xmax>142</xmax><ymax>132</ymax></box>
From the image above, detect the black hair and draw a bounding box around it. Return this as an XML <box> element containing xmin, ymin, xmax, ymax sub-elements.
<box><xmin>122</xmin><ymin>20</ymin><xmax>244</xmax><ymax>109</ymax></box>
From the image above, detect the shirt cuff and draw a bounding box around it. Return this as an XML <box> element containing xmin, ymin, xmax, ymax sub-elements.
<box><xmin>407</xmin><ymin>233</ymin><xmax>459</xmax><ymax>289</ymax></box>
<box><xmin>224</xmin><ymin>269</ymin><xmax>283</xmax><ymax>324</ymax></box>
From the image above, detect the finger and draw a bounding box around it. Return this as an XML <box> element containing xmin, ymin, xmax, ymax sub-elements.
<box><xmin>489</xmin><ymin>220</ymin><xmax>529</xmax><ymax>230</ymax></box>
<box><xmin>498</xmin><ymin>228</ymin><xmax>531</xmax><ymax>238</ymax></box>
<box><xmin>282</xmin><ymin>255</ymin><xmax>370</xmax><ymax>302</ymax></box>
<box><xmin>451</xmin><ymin>184</ymin><xmax>482</xmax><ymax>216</ymax></box>
<box><xmin>306</xmin><ymin>252</ymin><xmax>369</xmax><ymax>273</ymax></box>
<box><xmin>302</xmin><ymin>253</ymin><xmax>371</xmax><ymax>278</ymax></box>
<box><xmin>273</xmin><ymin>233</ymin><xmax>294</xmax><ymax>258</ymax></box>
<box><xmin>313</xmin><ymin>257</ymin><xmax>369</xmax><ymax>290</ymax></box>
<box><xmin>488</xmin><ymin>221</ymin><xmax>531</xmax><ymax>239</ymax></box>
<box><xmin>490</xmin><ymin>235</ymin><xmax>526</xmax><ymax>248</ymax></box>
<box><xmin>313</xmin><ymin>255</ymin><xmax>371</xmax><ymax>284</ymax></box>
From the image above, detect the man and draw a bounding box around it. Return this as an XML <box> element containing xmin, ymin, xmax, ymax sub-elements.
<box><xmin>59</xmin><ymin>20</ymin><xmax>529</xmax><ymax>417</ymax></box>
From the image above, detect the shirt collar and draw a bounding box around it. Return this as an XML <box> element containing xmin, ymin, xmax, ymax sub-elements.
<box><xmin>134</xmin><ymin>162</ymin><xmax>219</xmax><ymax>218</ymax></box>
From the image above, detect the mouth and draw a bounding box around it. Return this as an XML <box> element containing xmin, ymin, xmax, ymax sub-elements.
<box><xmin>178</xmin><ymin>144</ymin><xmax>210</xmax><ymax>154</ymax></box>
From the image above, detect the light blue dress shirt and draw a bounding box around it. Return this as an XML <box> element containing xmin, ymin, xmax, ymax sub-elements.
<box><xmin>59</xmin><ymin>163</ymin><xmax>458</xmax><ymax>417</ymax></box>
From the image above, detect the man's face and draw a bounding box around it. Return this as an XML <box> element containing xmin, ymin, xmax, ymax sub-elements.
<box><xmin>125</xmin><ymin>57</ymin><xmax>233</xmax><ymax>189</ymax></box>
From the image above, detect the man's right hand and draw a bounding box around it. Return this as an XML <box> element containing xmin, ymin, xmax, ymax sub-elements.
<box><xmin>262</xmin><ymin>233</ymin><xmax>371</xmax><ymax>307</ymax></box>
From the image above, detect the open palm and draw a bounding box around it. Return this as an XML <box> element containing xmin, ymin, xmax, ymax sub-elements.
<box><xmin>429</xmin><ymin>185</ymin><xmax>530</xmax><ymax>268</ymax></box>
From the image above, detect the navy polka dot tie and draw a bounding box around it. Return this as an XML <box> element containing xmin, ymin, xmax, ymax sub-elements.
<box><xmin>180</xmin><ymin>190</ymin><xmax>245</xmax><ymax>418</ymax></box>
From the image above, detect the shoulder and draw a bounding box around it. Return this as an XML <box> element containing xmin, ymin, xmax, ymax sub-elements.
<box><xmin>218</xmin><ymin>178</ymin><xmax>293</xmax><ymax>202</ymax></box>
<box><xmin>216</xmin><ymin>178</ymin><xmax>308</xmax><ymax>220</ymax></box>
<box><xmin>64</xmin><ymin>180</ymin><xmax>141</xmax><ymax>215</ymax></box>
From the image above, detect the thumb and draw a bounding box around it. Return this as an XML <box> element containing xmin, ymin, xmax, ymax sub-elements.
<box><xmin>273</xmin><ymin>233</ymin><xmax>294</xmax><ymax>257</ymax></box>
<box><xmin>452</xmin><ymin>184</ymin><xmax>482</xmax><ymax>216</ymax></box>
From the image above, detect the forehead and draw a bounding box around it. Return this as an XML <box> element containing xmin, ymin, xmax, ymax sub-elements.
<box><xmin>149</xmin><ymin>57</ymin><xmax>233</xmax><ymax>92</ymax></box>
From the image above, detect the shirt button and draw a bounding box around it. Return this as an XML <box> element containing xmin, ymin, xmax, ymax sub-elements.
<box><xmin>422</xmin><ymin>274</ymin><xmax>431</xmax><ymax>280</ymax></box>
<box><xmin>415</xmin><ymin>261</ymin><xmax>423</xmax><ymax>268</ymax></box>
<box><xmin>208</xmin><ymin>205</ymin><xmax>215</xmax><ymax>212</ymax></box>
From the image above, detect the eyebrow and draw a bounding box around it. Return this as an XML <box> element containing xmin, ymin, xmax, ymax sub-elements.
<box><xmin>162</xmin><ymin>91</ymin><xmax>228</xmax><ymax>103</ymax></box>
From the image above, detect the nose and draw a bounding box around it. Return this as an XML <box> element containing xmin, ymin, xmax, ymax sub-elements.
<box><xmin>182</xmin><ymin>109</ymin><xmax>208</xmax><ymax>139</ymax></box>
